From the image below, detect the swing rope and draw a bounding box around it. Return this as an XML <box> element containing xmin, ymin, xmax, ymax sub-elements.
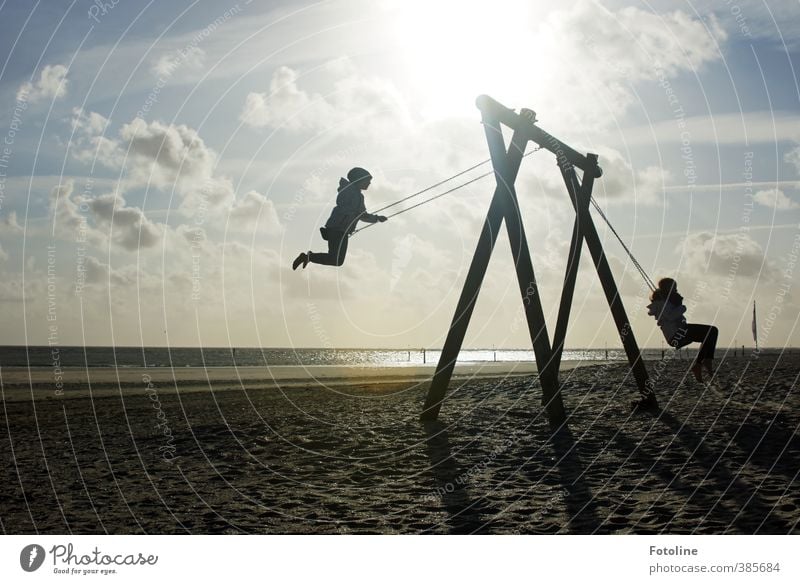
<box><xmin>350</xmin><ymin>147</ymin><xmax>657</xmax><ymax>293</ymax></box>
<box><xmin>589</xmin><ymin>196</ymin><xmax>656</xmax><ymax>292</ymax></box>
<box><xmin>352</xmin><ymin>146</ymin><xmax>543</xmax><ymax>235</ymax></box>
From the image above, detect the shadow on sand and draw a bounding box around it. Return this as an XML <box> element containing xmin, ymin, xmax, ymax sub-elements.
<box><xmin>653</xmin><ymin>409</ymin><xmax>792</xmax><ymax>533</ymax></box>
<box><xmin>422</xmin><ymin>420</ymin><xmax>497</xmax><ymax>534</ymax></box>
<box><xmin>608</xmin><ymin>407</ymin><xmax>792</xmax><ymax>533</ymax></box>
<box><xmin>545</xmin><ymin>424</ymin><xmax>604</xmax><ymax>533</ymax></box>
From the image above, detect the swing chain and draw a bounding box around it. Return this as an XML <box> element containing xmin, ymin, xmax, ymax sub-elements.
<box><xmin>352</xmin><ymin>146</ymin><xmax>543</xmax><ymax>236</ymax></box>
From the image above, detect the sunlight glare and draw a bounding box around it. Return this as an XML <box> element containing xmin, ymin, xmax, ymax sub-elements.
<box><xmin>387</xmin><ymin>0</ymin><xmax>537</xmax><ymax>119</ymax></box>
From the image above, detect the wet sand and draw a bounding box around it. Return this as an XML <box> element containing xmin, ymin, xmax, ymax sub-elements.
<box><xmin>1</xmin><ymin>353</ymin><xmax>797</xmax><ymax>534</ymax></box>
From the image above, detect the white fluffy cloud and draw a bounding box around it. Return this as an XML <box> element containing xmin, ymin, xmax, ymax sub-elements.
<box><xmin>119</xmin><ymin>117</ymin><xmax>216</xmax><ymax>185</ymax></box>
<box><xmin>83</xmin><ymin>255</ymin><xmax>109</xmax><ymax>285</ymax></box>
<box><xmin>17</xmin><ymin>64</ymin><xmax>69</xmax><ymax>102</ymax></box>
<box><xmin>70</xmin><ymin>108</ymin><xmax>122</xmax><ymax>168</ymax></box>
<box><xmin>88</xmin><ymin>193</ymin><xmax>163</xmax><ymax>251</ymax></box>
<box><xmin>228</xmin><ymin>190</ymin><xmax>283</xmax><ymax>234</ymax></box>
<box><xmin>594</xmin><ymin>149</ymin><xmax>671</xmax><ymax>205</ymax></box>
<box><xmin>0</xmin><ymin>211</ymin><xmax>23</xmax><ymax>234</ymax></box>
<box><xmin>49</xmin><ymin>181</ymin><xmax>162</xmax><ymax>251</ymax></box>
<box><xmin>240</xmin><ymin>66</ymin><xmax>321</xmax><ymax>130</ymax></box>
<box><xmin>68</xmin><ymin>112</ymin><xmax>284</xmax><ymax>235</ymax></box>
<box><xmin>50</xmin><ymin>181</ymin><xmax>94</xmax><ymax>242</ymax></box>
<box><xmin>71</xmin><ymin>107</ymin><xmax>110</xmax><ymax>135</ymax></box>
<box><xmin>784</xmin><ymin>145</ymin><xmax>800</xmax><ymax>175</ymax></box>
<box><xmin>152</xmin><ymin>46</ymin><xmax>206</xmax><ymax>78</ymax></box>
<box><xmin>71</xmin><ymin>110</ymin><xmax>217</xmax><ymax>189</ymax></box>
<box><xmin>521</xmin><ymin>146</ymin><xmax>670</xmax><ymax>206</ymax></box>
<box><xmin>552</xmin><ymin>2</ymin><xmax>724</xmax><ymax>79</ymax></box>
<box><xmin>753</xmin><ymin>188</ymin><xmax>799</xmax><ymax>210</ymax></box>
<box><xmin>240</xmin><ymin>60</ymin><xmax>409</xmax><ymax>133</ymax></box>
<box><xmin>533</xmin><ymin>2</ymin><xmax>725</xmax><ymax>130</ymax></box>
<box><xmin>679</xmin><ymin>231</ymin><xmax>774</xmax><ymax>279</ymax></box>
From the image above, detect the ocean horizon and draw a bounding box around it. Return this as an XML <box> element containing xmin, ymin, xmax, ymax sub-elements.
<box><xmin>0</xmin><ymin>344</ymin><xmax>778</xmax><ymax>369</ymax></box>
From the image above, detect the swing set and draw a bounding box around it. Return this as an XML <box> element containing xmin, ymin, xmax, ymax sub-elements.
<box><xmin>355</xmin><ymin>95</ymin><xmax>658</xmax><ymax>424</ymax></box>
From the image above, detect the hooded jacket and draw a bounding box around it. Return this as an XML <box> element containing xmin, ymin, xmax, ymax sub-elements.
<box><xmin>324</xmin><ymin>178</ymin><xmax>380</xmax><ymax>235</ymax></box>
<box><xmin>647</xmin><ymin>298</ymin><xmax>688</xmax><ymax>346</ymax></box>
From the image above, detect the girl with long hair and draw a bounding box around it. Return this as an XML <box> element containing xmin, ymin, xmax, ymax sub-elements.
<box><xmin>647</xmin><ymin>278</ymin><xmax>718</xmax><ymax>382</ymax></box>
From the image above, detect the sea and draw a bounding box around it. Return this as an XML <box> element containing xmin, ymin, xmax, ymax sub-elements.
<box><xmin>0</xmin><ymin>345</ymin><xmax>757</xmax><ymax>368</ymax></box>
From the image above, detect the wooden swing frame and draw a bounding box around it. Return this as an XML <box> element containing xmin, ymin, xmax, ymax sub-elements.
<box><xmin>421</xmin><ymin>95</ymin><xmax>656</xmax><ymax>425</ymax></box>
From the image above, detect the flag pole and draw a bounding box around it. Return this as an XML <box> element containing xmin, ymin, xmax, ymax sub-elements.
<box><xmin>752</xmin><ymin>300</ymin><xmax>758</xmax><ymax>352</ymax></box>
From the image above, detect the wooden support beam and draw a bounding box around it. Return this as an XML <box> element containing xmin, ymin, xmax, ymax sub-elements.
<box><xmin>482</xmin><ymin>118</ymin><xmax>565</xmax><ymax>426</ymax></box>
<box><xmin>561</xmin><ymin>159</ymin><xmax>656</xmax><ymax>404</ymax></box>
<box><xmin>551</xmin><ymin>163</ymin><xmax>595</xmax><ymax>371</ymax></box>
<box><xmin>421</xmin><ymin>133</ymin><xmax>527</xmax><ymax>421</ymax></box>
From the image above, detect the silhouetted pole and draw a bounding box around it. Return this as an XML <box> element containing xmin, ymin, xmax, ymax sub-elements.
<box><xmin>421</xmin><ymin>128</ymin><xmax>528</xmax><ymax>421</ymax></box>
<box><xmin>482</xmin><ymin>115</ymin><xmax>564</xmax><ymax>424</ymax></box>
<box><xmin>552</xmin><ymin>162</ymin><xmax>596</xmax><ymax>370</ymax></box>
<box><xmin>560</xmin><ymin>163</ymin><xmax>654</xmax><ymax>403</ymax></box>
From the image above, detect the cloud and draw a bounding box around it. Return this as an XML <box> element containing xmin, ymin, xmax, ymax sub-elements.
<box><xmin>240</xmin><ymin>60</ymin><xmax>409</xmax><ymax>133</ymax></box>
<box><xmin>178</xmin><ymin>224</ymin><xmax>205</xmax><ymax>245</ymax></box>
<box><xmin>17</xmin><ymin>64</ymin><xmax>69</xmax><ymax>102</ymax></box>
<box><xmin>569</xmin><ymin>4</ymin><xmax>724</xmax><ymax>78</ymax></box>
<box><xmin>151</xmin><ymin>46</ymin><xmax>206</xmax><ymax>78</ymax></box>
<box><xmin>71</xmin><ymin>107</ymin><xmax>110</xmax><ymax>135</ymax></box>
<box><xmin>88</xmin><ymin>193</ymin><xmax>163</xmax><ymax>251</ymax></box>
<box><xmin>228</xmin><ymin>190</ymin><xmax>283</xmax><ymax>234</ymax></box>
<box><xmin>179</xmin><ymin>177</ymin><xmax>236</xmax><ymax>216</ymax></box>
<box><xmin>49</xmin><ymin>182</ymin><xmax>162</xmax><ymax>251</ymax></box>
<box><xmin>69</xmin><ymin>108</ymin><xmax>122</xmax><ymax>167</ymax></box>
<box><xmin>0</xmin><ymin>211</ymin><xmax>23</xmax><ymax>234</ymax></box>
<box><xmin>71</xmin><ymin>110</ymin><xmax>218</xmax><ymax>190</ymax></box>
<box><xmin>0</xmin><ymin>277</ymin><xmax>38</xmax><ymax>302</ymax></box>
<box><xmin>119</xmin><ymin>118</ymin><xmax>216</xmax><ymax>185</ymax></box>
<box><xmin>588</xmin><ymin>148</ymin><xmax>671</xmax><ymax>205</ymax></box>
<box><xmin>535</xmin><ymin>2</ymin><xmax>725</xmax><ymax>130</ymax></box>
<box><xmin>784</xmin><ymin>145</ymin><xmax>800</xmax><ymax>175</ymax></box>
<box><xmin>687</xmin><ymin>0</ymin><xmax>800</xmax><ymax>49</ymax></box>
<box><xmin>68</xmin><ymin>112</ymin><xmax>284</xmax><ymax>237</ymax></box>
<box><xmin>83</xmin><ymin>255</ymin><xmax>109</xmax><ymax>284</ymax></box>
<box><xmin>389</xmin><ymin>234</ymin><xmax>415</xmax><ymax>292</ymax></box>
<box><xmin>679</xmin><ymin>231</ymin><xmax>775</xmax><ymax>280</ymax></box>
<box><xmin>753</xmin><ymin>188</ymin><xmax>799</xmax><ymax>210</ymax></box>
<box><xmin>240</xmin><ymin>66</ymin><xmax>322</xmax><ymax>130</ymax></box>
<box><xmin>0</xmin><ymin>244</ymin><xmax>7</xmax><ymax>262</ymax></box>
<box><xmin>50</xmin><ymin>181</ymin><xmax>95</xmax><ymax>242</ymax></box>
<box><xmin>621</xmin><ymin>111</ymin><xmax>800</xmax><ymax>146</ymax></box>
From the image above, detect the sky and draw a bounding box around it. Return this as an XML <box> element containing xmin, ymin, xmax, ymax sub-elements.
<box><xmin>0</xmin><ymin>0</ymin><xmax>798</xmax><ymax>351</ymax></box>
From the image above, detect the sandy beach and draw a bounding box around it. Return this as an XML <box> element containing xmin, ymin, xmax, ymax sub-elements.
<box><xmin>1</xmin><ymin>353</ymin><xmax>797</xmax><ymax>534</ymax></box>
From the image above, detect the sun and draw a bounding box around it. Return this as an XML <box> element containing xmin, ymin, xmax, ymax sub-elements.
<box><xmin>385</xmin><ymin>0</ymin><xmax>537</xmax><ymax>119</ymax></box>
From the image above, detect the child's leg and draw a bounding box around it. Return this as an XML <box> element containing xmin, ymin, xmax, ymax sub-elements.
<box><xmin>309</xmin><ymin>232</ymin><xmax>348</xmax><ymax>266</ymax></box>
<box><xmin>686</xmin><ymin>324</ymin><xmax>718</xmax><ymax>363</ymax></box>
<box><xmin>684</xmin><ymin>324</ymin><xmax>718</xmax><ymax>381</ymax></box>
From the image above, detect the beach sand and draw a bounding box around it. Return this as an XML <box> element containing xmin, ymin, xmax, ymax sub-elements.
<box><xmin>1</xmin><ymin>353</ymin><xmax>797</xmax><ymax>534</ymax></box>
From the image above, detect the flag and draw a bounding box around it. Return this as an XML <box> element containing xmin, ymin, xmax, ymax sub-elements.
<box><xmin>752</xmin><ymin>301</ymin><xmax>757</xmax><ymax>342</ymax></box>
